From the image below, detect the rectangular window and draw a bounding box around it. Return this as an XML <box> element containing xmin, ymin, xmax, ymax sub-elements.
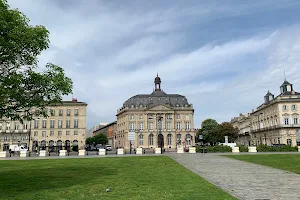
<box><xmin>148</xmin><ymin>114</ymin><xmax>154</xmax><ymax>120</ymax></box>
<box><xmin>59</xmin><ymin>109</ymin><xmax>63</xmax><ymax>116</ymax></box>
<box><xmin>6</xmin><ymin>122</ymin><xmax>10</xmax><ymax>130</ymax></box>
<box><xmin>282</xmin><ymin>105</ymin><xmax>287</xmax><ymax>111</ymax></box>
<box><xmin>14</xmin><ymin>122</ymin><xmax>19</xmax><ymax>130</ymax></box>
<box><xmin>42</xmin><ymin>131</ymin><xmax>46</xmax><ymax>137</ymax></box>
<box><xmin>50</xmin><ymin>109</ymin><xmax>55</xmax><ymax>116</ymax></box>
<box><xmin>185</xmin><ymin>114</ymin><xmax>190</xmax><ymax>120</ymax></box>
<box><xmin>284</xmin><ymin>118</ymin><xmax>289</xmax><ymax>125</ymax></box>
<box><xmin>74</xmin><ymin>108</ymin><xmax>79</xmax><ymax>116</ymax></box>
<box><xmin>176</xmin><ymin>114</ymin><xmax>180</xmax><ymax>119</ymax></box>
<box><xmin>130</xmin><ymin>114</ymin><xmax>134</xmax><ymax>120</ymax></box>
<box><xmin>139</xmin><ymin>122</ymin><xmax>144</xmax><ymax>130</ymax></box>
<box><xmin>166</xmin><ymin>114</ymin><xmax>171</xmax><ymax>119</ymax></box>
<box><xmin>292</xmin><ymin>105</ymin><xmax>297</xmax><ymax>110</ymax></box>
<box><xmin>58</xmin><ymin>119</ymin><xmax>62</xmax><ymax>128</ymax></box>
<box><xmin>185</xmin><ymin>122</ymin><xmax>190</xmax><ymax>130</ymax></box>
<box><xmin>294</xmin><ymin>118</ymin><xmax>298</xmax><ymax>125</ymax></box>
<box><xmin>74</xmin><ymin>130</ymin><xmax>78</xmax><ymax>135</ymax></box>
<box><xmin>139</xmin><ymin>114</ymin><xmax>143</xmax><ymax>120</ymax></box>
<box><xmin>50</xmin><ymin>120</ymin><xmax>55</xmax><ymax>128</ymax></box>
<box><xmin>74</xmin><ymin>119</ymin><xmax>78</xmax><ymax>128</ymax></box>
<box><xmin>130</xmin><ymin>122</ymin><xmax>135</xmax><ymax>130</ymax></box>
<box><xmin>42</xmin><ymin>119</ymin><xmax>47</xmax><ymax>128</ymax></box>
<box><xmin>176</xmin><ymin>122</ymin><xmax>181</xmax><ymax>129</ymax></box>
<box><xmin>66</xmin><ymin>130</ymin><xmax>70</xmax><ymax>136</ymax></box>
<box><xmin>50</xmin><ymin>131</ymin><xmax>54</xmax><ymax>136</ymax></box>
<box><xmin>58</xmin><ymin>131</ymin><xmax>62</xmax><ymax>136</ymax></box>
<box><xmin>67</xmin><ymin>109</ymin><xmax>71</xmax><ymax>116</ymax></box>
<box><xmin>34</xmin><ymin>131</ymin><xmax>38</xmax><ymax>136</ymax></box>
<box><xmin>23</xmin><ymin>123</ymin><xmax>28</xmax><ymax>130</ymax></box>
<box><xmin>167</xmin><ymin>122</ymin><xmax>171</xmax><ymax>131</ymax></box>
<box><xmin>149</xmin><ymin>122</ymin><xmax>153</xmax><ymax>130</ymax></box>
<box><xmin>66</xmin><ymin>120</ymin><xmax>70</xmax><ymax>128</ymax></box>
<box><xmin>34</xmin><ymin>120</ymin><xmax>39</xmax><ymax>129</ymax></box>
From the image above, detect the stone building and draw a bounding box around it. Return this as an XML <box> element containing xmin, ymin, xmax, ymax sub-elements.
<box><xmin>116</xmin><ymin>74</ymin><xmax>196</xmax><ymax>150</ymax></box>
<box><xmin>251</xmin><ymin>79</ymin><xmax>300</xmax><ymax>146</ymax></box>
<box><xmin>232</xmin><ymin>79</ymin><xmax>300</xmax><ymax>146</ymax></box>
<box><xmin>231</xmin><ymin>113</ymin><xmax>251</xmax><ymax>146</ymax></box>
<box><xmin>0</xmin><ymin>98</ymin><xmax>87</xmax><ymax>151</ymax></box>
<box><xmin>93</xmin><ymin>121</ymin><xmax>117</xmax><ymax>147</ymax></box>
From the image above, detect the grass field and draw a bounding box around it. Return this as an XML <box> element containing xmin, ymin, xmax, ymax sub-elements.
<box><xmin>0</xmin><ymin>156</ymin><xmax>235</xmax><ymax>200</ymax></box>
<box><xmin>225</xmin><ymin>154</ymin><xmax>300</xmax><ymax>174</ymax></box>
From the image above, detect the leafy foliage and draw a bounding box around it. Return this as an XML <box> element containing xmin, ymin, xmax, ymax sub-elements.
<box><xmin>197</xmin><ymin>119</ymin><xmax>239</xmax><ymax>145</ymax></box>
<box><xmin>205</xmin><ymin>145</ymin><xmax>232</xmax><ymax>153</ymax></box>
<box><xmin>0</xmin><ymin>0</ymin><xmax>73</xmax><ymax>123</ymax></box>
<box><xmin>256</xmin><ymin>145</ymin><xmax>298</xmax><ymax>152</ymax></box>
<box><xmin>237</xmin><ymin>145</ymin><xmax>248</xmax><ymax>152</ymax></box>
<box><xmin>86</xmin><ymin>134</ymin><xmax>108</xmax><ymax>145</ymax></box>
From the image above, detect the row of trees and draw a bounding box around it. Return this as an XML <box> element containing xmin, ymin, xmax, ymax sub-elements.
<box><xmin>196</xmin><ymin>119</ymin><xmax>239</xmax><ymax>145</ymax></box>
<box><xmin>86</xmin><ymin>134</ymin><xmax>108</xmax><ymax>145</ymax></box>
<box><xmin>0</xmin><ymin>0</ymin><xmax>72</xmax><ymax>123</ymax></box>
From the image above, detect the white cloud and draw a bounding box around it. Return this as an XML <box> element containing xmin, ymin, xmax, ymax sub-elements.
<box><xmin>6</xmin><ymin>0</ymin><xmax>300</xmax><ymax>128</ymax></box>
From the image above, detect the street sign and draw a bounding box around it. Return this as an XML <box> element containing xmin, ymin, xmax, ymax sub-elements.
<box><xmin>128</xmin><ymin>132</ymin><xmax>135</xmax><ymax>141</ymax></box>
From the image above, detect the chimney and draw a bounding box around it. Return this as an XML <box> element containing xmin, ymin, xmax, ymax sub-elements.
<box><xmin>72</xmin><ymin>98</ymin><xmax>78</xmax><ymax>102</ymax></box>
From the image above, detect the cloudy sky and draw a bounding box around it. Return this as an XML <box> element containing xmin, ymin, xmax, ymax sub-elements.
<box><xmin>8</xmin><ymin>0</ymin><xmax>300</xmax><ymax>129</ymax></box>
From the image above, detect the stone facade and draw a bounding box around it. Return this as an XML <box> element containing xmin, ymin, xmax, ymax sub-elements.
<box><xmin>232</xmin><ymin>79</ymin><xmax>300</xmax><ymax>146</ymax></box>
<box><xmin>0</xmin><ymin>99</ymin><xmax>87</xmax><ymax>151</ymax></box>
<box><xmin>115</xmin><ymin>74</ymin><xmax>196</xmax><ymax>150</ymax></box>
<box><xmin>231</xmin><ymin>113</ymin><xmax>251</xmax><ymax>146</ymax></box>
<box><xmin>93</xmin><ymin>121</ymin><xmax>117</xmax><ymax>147</ymax></box>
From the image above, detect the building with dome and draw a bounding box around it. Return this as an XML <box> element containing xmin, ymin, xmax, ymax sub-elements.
<box><xmin>232</xmin><ymin>79</ymin><xmax>300</xmax><ymax>146</ymax></box>
<box><xmin>115</xmin><ymin>74</ymin><xmax>196</xmax><ymax>150</ymax></box>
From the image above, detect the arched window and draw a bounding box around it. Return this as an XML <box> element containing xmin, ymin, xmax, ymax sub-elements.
<box><xmin>185</xmin><ymin>134</ymin><xmax>191</xmax><ymax>146</ymax></box>
<box><xmin>57</xmin><ymin>140</ymin><xmax>62</xmax><ymax>150</ymax></box>
<box><xmin>73</xmin><ymin>140</ymin><xmax>78</xmax><ymax>146</ymax></box>
<box><xmin>167</xmin><ymin>134</ymin><xmax>172</xmax><ymax>145</ymax></box>
<box><xmin>149</xmin><ymin>134</ymin><xmax>153</xmax><ymax>146</ymax></box>
<box><xmin>139</xmin><ymin>134</ymin><xmax>144</xmax><ymax>146</ymax></box>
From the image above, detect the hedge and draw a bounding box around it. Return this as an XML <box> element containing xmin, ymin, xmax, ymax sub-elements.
<box><xmin>196</xmin><ymin>145</ymin><xmax>232</xmax><ymax>153</ymax></box>
<box><xmin>256</xmin><ymin>145</ymin><xmax>298</xmax><ymax>152</ymax></box>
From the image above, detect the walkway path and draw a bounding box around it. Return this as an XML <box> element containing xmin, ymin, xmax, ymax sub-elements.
<box><xmin>170</xmin><ymin>153</ymin><xmax>300</xmax><ymax>200</ymax></box>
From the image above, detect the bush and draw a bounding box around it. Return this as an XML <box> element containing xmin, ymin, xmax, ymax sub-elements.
<box><xmin>257</xmin><ymin>145</ymin><xmax>298</xmax><ymax>152</ymax></box>
<box><xmin>196</xmin><ymin>146</ymin><xmax>201</xmax><ymax>153</ymax></box>
<box><xmin>206</xmin><ymin>145</ymin><xmax>232</xmax><ymax>153</ymax></box>
<box><xmin>72</xmin><ymin>145</ymin><xmax>78</xmax><ymax>152</ymax></box>
<box><xmin>237</xmin><ymin>145</ymin><xmax>248</xmax><ymax>152</ymax></box>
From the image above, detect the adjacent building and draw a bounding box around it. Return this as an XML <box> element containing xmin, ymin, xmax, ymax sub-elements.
<box><xmin>115</xmin><ymin>74</ymin><xmax>196</xmax><ymax>150</ymax></box>
<box><xmin>93</xmin><ymin>121</ymin><xmax>117</xmax><ymax>147</ymax></box>
<box><xmin>0</xmin><ymin>98</ymin><xmax>87</xmax><ymax>151</ymax></box>
<box><xmin>232</xmin><ymin>79</ymin><xmax>300</xmax><ymax>146</ymax></box>
<box><xmin>231</xmin><ymin>113</ymin><xmax>251</xmax><ymax>146</ymax></box>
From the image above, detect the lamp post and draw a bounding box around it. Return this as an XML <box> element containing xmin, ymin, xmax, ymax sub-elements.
<box><xmin>157</xmin><ymin>113</ymin><xmax>163</xmax><ymax>154</ymax></box>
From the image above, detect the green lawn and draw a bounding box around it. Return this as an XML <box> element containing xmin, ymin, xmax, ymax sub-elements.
<box><xmin>0</xmin><ymin>156</ymin><xmax>235</xmax><ymax>200</ymax></box>
<box><xmin>225</xmin><ymin>154</ymin><xmax>300</xmax><ymax>174</ymax></box>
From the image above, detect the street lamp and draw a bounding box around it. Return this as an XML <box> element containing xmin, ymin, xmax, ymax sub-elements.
<box><xmin>157</xmin><ymin>113</ymin><xmax>163</xmax><ymax>154</ymax></box>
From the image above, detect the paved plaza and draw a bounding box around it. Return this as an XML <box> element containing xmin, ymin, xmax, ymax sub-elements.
<box><xmin>170</xmin><ymin>153</ymin><xmax>300</xmax><ymax>200</ymax></box>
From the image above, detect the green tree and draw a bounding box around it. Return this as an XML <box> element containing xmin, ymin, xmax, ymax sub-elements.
<box><xmin>197</xmin><ymin>119</ymin><xmax>219</xmax><ymax>145</ymax></box>
<box><xmin>86</xmin><ymin>137</ymin><xmax>95</xmax><ymax>145</ymax></box>
<box><xmin>216</xmin><ymin>122</ymin><xmax>239</xmax><ymax>143</ymax></box>
<box><xmin>0</xmin><ymin>0</ymin><xmax>72</xmax><ymax>123</ymax></box>
<box><xmin>93</xmin><ymin>134</ymin><xmax>108</xmax><ymax>145</ymax></box>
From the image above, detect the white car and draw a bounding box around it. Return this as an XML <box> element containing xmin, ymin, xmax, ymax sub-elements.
<box><xmin>106</xmin><ymin>145</ymin><xmax>112</xmax><ymax>151</ymax></box>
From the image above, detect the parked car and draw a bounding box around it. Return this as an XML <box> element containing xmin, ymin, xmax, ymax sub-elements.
<box><xmin>106</xmin><ymin>145</ymin><xmax>112</xmax><ymax>151</ymax></box>
<box><xmin>9</xmin><ymin>145</ymin><xmax>27</xmax><ymax>153</ymax></box>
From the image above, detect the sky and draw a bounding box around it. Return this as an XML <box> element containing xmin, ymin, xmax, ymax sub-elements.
<box><xmin>8</xmin><ymin>0</ymin><xmax>300</xmax><ymax>129</ymax></box>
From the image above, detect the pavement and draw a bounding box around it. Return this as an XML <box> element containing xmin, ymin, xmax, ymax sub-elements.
<box><xmin>170</xmin><ymin>153</ymin><xmax>300</xmax><ymax>200</ymax></box>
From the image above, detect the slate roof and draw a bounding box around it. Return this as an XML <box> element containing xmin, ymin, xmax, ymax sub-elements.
<box><xmin>281</xmin><ymin>79</ymin><xmax>292</xmax><ymax>87</ymax></box>
<box><xmin>123</xmin><ymin>90</ymin><xmax>189</xmax><ymax>107</ymax></box>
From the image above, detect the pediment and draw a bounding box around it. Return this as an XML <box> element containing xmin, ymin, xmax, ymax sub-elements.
<box><xmin>146</xmin><ymin>104</ymin><xmax>172</xmax><ymax>111</ymax></box>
